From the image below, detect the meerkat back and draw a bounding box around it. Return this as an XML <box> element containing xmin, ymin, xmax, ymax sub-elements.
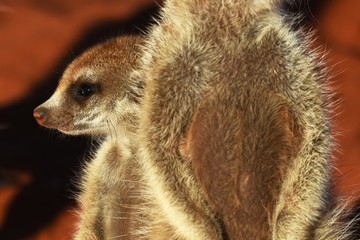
<box><xmin>137</xmin><ymin>0</ymin><xmax>358</xmax><ymax>239</ymax></box>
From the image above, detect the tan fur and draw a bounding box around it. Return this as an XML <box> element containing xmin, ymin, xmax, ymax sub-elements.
<box><xmin>136</xmin><ymin>0</ymin><xmax>358</xmax><ymax>239</ymax></box>
<box><xmin>33</xmin><ymin>35</ymin><xmax>161</xmax><ymax>239</ymax></box>
<box><xmin>34</xmin><ymin>35</ymin><xmax>143</xmax><ymax>136</ymax></box>
<box><xmin>33</xmin><ymin>0</ymin><xmax>360</xmax><ymax>238</ymax></box>
<box><xmin>187</xmin><ymin>91</ymin><xmax>303</xmax><ymax>239</ymax></box>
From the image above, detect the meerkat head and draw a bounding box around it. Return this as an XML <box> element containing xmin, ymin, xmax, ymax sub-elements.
<box><xmin>33</xmin><ymin>35</ymin><xmax>144</xmax><ymax>136</ymax></box>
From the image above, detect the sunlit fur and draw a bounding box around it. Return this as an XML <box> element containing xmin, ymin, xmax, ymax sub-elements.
<box><xmin>136</xmin><ymin>0</ymin><xmax>359</xmax><ymax>239</ymax></box>
<box><xmin>34</xmin><ymin>36</ymin><xmax>143</xmax><ymax>137</ymax></box>
<box><xmin>33</xmin><ymin>0</ymin><xmax>360</xmax><ymax>239</ymax></box>
<box><xmin>34</xmin><ymin>35</ymin><xmax>158</xmax><ymax>239</ymax></box>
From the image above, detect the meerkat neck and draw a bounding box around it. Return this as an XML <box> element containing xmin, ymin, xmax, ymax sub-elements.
<box><xmin>105</xmin><ymin>100</ymin><xmax>139</xmax><ymax>150</ymax></box>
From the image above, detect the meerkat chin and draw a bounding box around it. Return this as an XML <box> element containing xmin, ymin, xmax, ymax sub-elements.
<box><xmin>34</xmin><ymin>35</ymin><xmax>160</xmax><ymax>240</ymax></box>
<box><xmin>34</xmin><ymin>35</ymin><xmax>144</xmax><ymax>137</ymax></box>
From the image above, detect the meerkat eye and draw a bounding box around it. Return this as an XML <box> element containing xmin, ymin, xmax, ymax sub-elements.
<box><xmin>73</xmin><ymin>83</ymin><xmax>97</xmax><ymax>101</ymax></box>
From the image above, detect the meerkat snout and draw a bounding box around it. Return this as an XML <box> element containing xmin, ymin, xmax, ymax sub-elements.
<box><xmin>32</xmin><ymin>35</ymin><xmax>149</xmax><ymax>240</ymax></box>
<box><xmin>33</xmin><ymin>107</ymin><xmax>47</xmax><ymax>124</ymax></box>
<box><xmin>33</xmin><ymin>35</ymin><xmax>144</xmax><ymax>136</ymax></box>
<box><xmin>33</xmin><ymin>101</ymin><xmax>61</xmax><ymax>128</ymax></box>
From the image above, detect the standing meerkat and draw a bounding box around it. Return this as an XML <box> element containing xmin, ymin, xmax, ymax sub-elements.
<box><xmin>33</xmin><ymin>35</ymin><xmax>155</xmax><ymax>239</ymax></box>
<box><xmin>137</xmin><ymin>0</ymin><xmax>359</xmax><ymax>239</ymax></box>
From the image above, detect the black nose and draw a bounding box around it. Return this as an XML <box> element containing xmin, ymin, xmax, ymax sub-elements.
<box><xmin>33</xmin><ymin>107</ymin><xmax>47</xmax><ymax>124</ymax></box>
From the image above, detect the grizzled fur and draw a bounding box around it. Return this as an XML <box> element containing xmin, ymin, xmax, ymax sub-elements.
<box><xmin>136</xmin><ymin>0</ymin><xmax>359</xmax><ymax>239</ymax></box>
<box><xmin>33</xmin><ymin>0</ymin><xmax>360</xmax><ymax>239</ymax></box>
<box><xmin>34</xmin><ymin>35</ymin><xmax>155</xmax><ymax>239</ymax></box>
<box><xmin>34</xmin><ymin>35</ymin><xmax>143</xmax><ymax>136</ymax></box>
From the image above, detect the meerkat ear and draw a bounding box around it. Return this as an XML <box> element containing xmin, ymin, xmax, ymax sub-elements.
<box><xmin>183</xmin><ymin>92</ymin><xmax>303</xmax><ymax>238</ymax></box>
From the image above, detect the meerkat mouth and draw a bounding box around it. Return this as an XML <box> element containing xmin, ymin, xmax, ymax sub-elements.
<box><xmin>58</xmin><ymin>125</ymin><xmax>108</xmax><ymax>136</ymax></box>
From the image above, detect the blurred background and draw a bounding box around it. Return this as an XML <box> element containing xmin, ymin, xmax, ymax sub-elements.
<box><xmin>0</xmin><ymin>0</ymin><xmax>359</xmax><ymax>239</ymax></box>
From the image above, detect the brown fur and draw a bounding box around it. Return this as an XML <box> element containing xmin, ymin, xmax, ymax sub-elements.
<box><xmin>34</xmin><ymin>35</ymin><xmax>144</xmax><ymax>136</ymax></box>
<box><xmin>33</xmin><ymin>0</ymin><xmax>360</xmax><ymax>238</ymax></box>
<box><xmin>33</xmin><ymin>35</ymin><xmax>158</xmax><ymax>239</ymax></box>
<box><xmin>188</xmin><ymin>90</ymin><xmax>303</xmax><ymax>239</ymax></box>
<box><xmin>136</xmin><ymin>0</ymin><xmax>358</xmax><ymax>239</ymax></box>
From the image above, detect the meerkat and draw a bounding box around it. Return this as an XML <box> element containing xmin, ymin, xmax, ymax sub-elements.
<box><xmin>33</xmin><ymin>35</ymin><xmax>157</xmax><ymax>239</ymax></box>
<box><xmin>136</xmin><ymin>0</ymin><xmax>359</xmax><ymax>239</ymax></box>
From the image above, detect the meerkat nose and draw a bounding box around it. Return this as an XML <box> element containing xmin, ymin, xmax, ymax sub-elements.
<box><xmin>33</xmin><ymin>107</ymin><xmax>47</xmax><ymax>125</ymax></box>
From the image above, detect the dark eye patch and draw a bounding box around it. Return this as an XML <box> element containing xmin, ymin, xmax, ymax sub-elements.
<box><xmin>72</xmin><ymin>82</ymin><xmax>99</xmax><ymax>102</ymax></box>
